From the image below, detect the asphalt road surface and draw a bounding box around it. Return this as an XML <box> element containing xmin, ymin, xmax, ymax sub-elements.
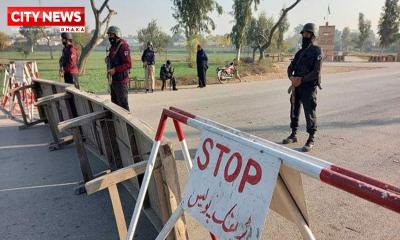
<box><xmin>124</xmin><ymin>62</ymin><xmax>400</xmax><ymax>240</ymax></box>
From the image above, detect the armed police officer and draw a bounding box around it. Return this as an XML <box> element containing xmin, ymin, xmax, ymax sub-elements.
<box><xmin>106</xmin><ymin>26</ymin><xmax>132</xmax><ymax>111</ymax></box>
<box><xmin>141</xmin><ymin>42</ymin><xmax>156</xmax><ymax>93</ymax></box>
<box><xmin>282</xmin><ymin>23</ymin><xmax>323</xmax><ymax>152</ymax></box>
<box><xmin>59</xmin><ymin>32</ymin><xmax>79</xmax><ymax>88</ymax></box>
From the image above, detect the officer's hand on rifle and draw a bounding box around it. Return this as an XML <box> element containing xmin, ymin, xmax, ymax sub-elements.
<box><xmin>108</xmin><ymin>68</ymin><xmax>116</xmax><ymax>76</ymax></box>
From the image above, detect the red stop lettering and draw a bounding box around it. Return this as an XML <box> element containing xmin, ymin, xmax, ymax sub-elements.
<box><xmin>197</xmin><ymin>138</ymin><xmax>214</xmax><ymax>170</ymax></box>
<box><xmin>238</xmin><ymin>158</ymin><xmax>262</xmax><ymax>193</ymax></box>
<box><xmin>214</xmin><ymin>143</ymin><xmax>230</xmax><ymax>177</ymax></box>
<box><xmin>224</xmin><ymin>152</ymin><xmax>242</xmax><ymax>182</ymax></box>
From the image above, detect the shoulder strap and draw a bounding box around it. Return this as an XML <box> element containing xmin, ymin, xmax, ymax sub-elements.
<box><xmin>109</xmin><ymin>41</ymin><xmax>124</xmax><ymax>60</ymax></box>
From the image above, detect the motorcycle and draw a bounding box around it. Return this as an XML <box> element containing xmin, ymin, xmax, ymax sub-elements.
<box><xmin>216</xmin><ymin>62</ymin><xmax>240</xmax><ymax>83</ymax></box>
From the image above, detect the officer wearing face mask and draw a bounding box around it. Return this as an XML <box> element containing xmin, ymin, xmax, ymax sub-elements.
<box><xmin>105</xmin><ymin>26</ymin><xmax>132</xmax><ymax>111</ymax></box>
<box><xmin>283</xmin><ymin>23</ymin><xmax>323</xmax><ymax>152</ymax></box>
<box><xmin>59</xmin><ymin>32</ymin><xmax>79</xmax><ymax>88</ymax></box>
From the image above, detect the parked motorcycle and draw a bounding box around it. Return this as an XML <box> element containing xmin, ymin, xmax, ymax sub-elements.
<box><xmin>216</xmin><ymin>62</ymin><xmax>240</xmax><ymax>83</ymax></box>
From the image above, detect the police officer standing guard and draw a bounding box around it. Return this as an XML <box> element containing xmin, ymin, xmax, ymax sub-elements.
<box><xmin>106</xmin><ymin>26</ymin><xmax>132</xmax><ymax>111</ymax></box>
<box><xmin>141</xmin><ymin>42</ymin><xmax>156</xmax><ymax>93</ymax></box>
<box><xmin>59</xmin><ymin>32</ymin><xmax>79</xmax><ymax>88</ymax></box>
<box><xmin>283</xmin><ymin>23</ymin><xmax>323</xmax><ymax>152</ymax></box>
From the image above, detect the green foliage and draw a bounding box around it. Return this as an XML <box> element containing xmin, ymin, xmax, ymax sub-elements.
<box><xmin>19</xmin><ymin>26</ymin><xmax>44</xmax><ymax>52</ymax></box>
<box><xmin>72</xmin><ymin>30</ymin><xmax>91</xmax><ymax>52</ymax></box>
<box><xmin>0</xmin><ymin>50</ymin><xmax>236</xmax><ymax>92</ymax></box>
<box><xmin>378</xmin><ymin>0</ymin><xmax>400</xmax><ymax>48</ymax></box>
<box><xmin>171</xmin><ymin>0</ymin><xmax>223</xmax><ymax>65</ymax></box>
<box><xmin>0</xmin><ymin>32</ymin><xmax>10</xmax><ymax>50</ymax></box>
<box><xmin>137</xmin><ymin>20</ymin><xmax>171</xmax><ymax>53</ymax></box>
<box><xmin>277</xmin><ymin>14</ymin><xmax>289</xmax><ymax>50</ymax></box>
<box><xmin>246</xmin><ymin>12</ymin><xmax>275</xmax><ymax>60</ymax></box>
<box><xmin>172</xmin><ymin>0</ymin><xmax>223</xmax><ymax>37</ymax></box>
<box><xmin>341</xmin><ymin>27</ymin><xmax>352</xmax><ymax>51</ymax></box>
<box><xmin>358</xmin><ymin>13</ymin><xmax>372</xmax><ymax>50</ymax></box>
<box><xmin>230</xmin><ymin>0</ymin><xmax>260</xmax><ymax>55</ymax></box>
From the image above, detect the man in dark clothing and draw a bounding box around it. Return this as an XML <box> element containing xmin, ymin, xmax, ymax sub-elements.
<box><xmin>59</xmin><ymin>32</ymin><xmax>79</xmax><ymax>88</ymax></box>
<box><xmin>282</xmin><ymin>23</ymin><xmax>323</xmax><ymax>152</ymax></box>
<box><xmin>160</xmin><ymin>60</ymin><xmax>178</xmax><ymax>91</ymax></box>
<box><xmin>106</xmin><ymin>26</ymin><xmax>132</xmax><ymax>111</ymax></box>
<box><xmin>141</xmin><ymin>42</ymin><xmax>156</xmax><ymax>93</ymax></box>
<box><xmin>196</xmin><ymin>44</ymin><xmax>208</xmax><ymax>88</ymax></box>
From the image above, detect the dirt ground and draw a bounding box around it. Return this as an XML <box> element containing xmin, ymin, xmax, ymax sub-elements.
<box><xmin>240</xmin><ymin>62</ymin><xmax>381</xmax><ymax>82</ymax></box>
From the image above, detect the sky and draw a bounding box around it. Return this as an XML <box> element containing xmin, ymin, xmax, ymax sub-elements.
<box><xmin>0</xmin><ymin>0</ymin><xmax>386</xmax><ymax>36</ymax></box>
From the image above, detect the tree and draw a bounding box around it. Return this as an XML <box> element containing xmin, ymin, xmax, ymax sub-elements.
<box><xmin>0</xmin><ymin>32</ymin><xmax>10</xmax><ymax>50</ymax></box>
<box><xmin>334</xmin><ymin>29</ymin><xmax>342</xmax><ymax>51</ymax></box>
<box><xmin>358</xmin><ymin>13</ymin><xmax>372</xmax><ymax>51</ymax></box>
<box><xmin>72</xmin><ymin>30</ymin><xmax>92</xmax><ymax>52</ymax></box>
<box><xmin>40</xmin><ymin>28</ymin><xmax>57</xmax><ymax>59</ymax></box>
<box><xmin>378</xmin><ymin>0</ymin><xmax>399</xmax><ymax>48</ymax></box>
<box><xmin>78</xmin><ymin>0</ymin><xmax>116</xmax><ymax>74</ymax></box>
<box><xmin>215</xmin><ymin>34</ymin><xmax>232</xmax><ymax>48</ymax></box>
<box><xmin>19</xmin><ymin>26</ymin><xmax>44</xmax><ymax>53</ymax></box>
<box><xmin>171</xmin><ymin>29</ymin><xmax>185</xmax><ymax>44</ymax></box>
<box><xmin>171</xmin><ymin>0</ymin><xmax>223</xmax><ymax>66</ymax></box>
<box><xmin>277</xmin><ymin>14</ymin><xmax>290</xmax><ymax>50</ymax></box>
<box><xmin>137</xmin><ymin>20</ymin><xmax>171</xmax><ymax>53</ymax></box>
<box><xmin>341</xmin><ymin>27</ymin><xmax>352</xmax><ymax>52</ymax></box>
<box><xmin>231</xmin><ymin>0</ymin><xmax>260</xmax><ymax>61</ymax></box>
<box><xmin>246</xmin><ymin>13</ymin><xmax>274</xmax><ymax>62</ymax></box>
<box><xmin>364</xmin><ymin>30</ymin><xmax>378</xmax><ymax>51</ymax></box>
<box><xmin>258</xmin><ymin>0</ymin><xmax>301</xmax><ymax>60</ymax></box>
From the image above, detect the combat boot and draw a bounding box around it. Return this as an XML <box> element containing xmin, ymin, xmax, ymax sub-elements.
<box><xmin>302</xmin><ymin>134</ymin><xmax>315</xmax><ymax>152</ymax></box>
<box><xmin>282</xmin><ymin>131</ymin><xmax>297</xmax><ymax>144</ymax></box>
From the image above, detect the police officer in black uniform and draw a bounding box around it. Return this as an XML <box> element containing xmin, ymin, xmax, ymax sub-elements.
<box><xmin>282</xmin><ymin>23</ymin><xmax>323</xmax><ymax>152</ymax></box>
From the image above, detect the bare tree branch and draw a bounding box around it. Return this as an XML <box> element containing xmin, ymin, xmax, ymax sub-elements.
<box><xmin>78</xmin><ymin>0</ymin><xmax>116</xmax><ymax>74</ymax></box>
<box><xmin>98</xmin><ymin>0</ymin><xmax>110</xmax><ymax>13</ymax></box>
<box><xmin>90</xmin><ymin>0</ymin><xmax>98</xmax><ymax>15</ymax></box>
<box><xmin>259</xmin><ymin>0</ymin><xmax>301</xmax><ymax>59</ymax></box>
<box><xmin>101</xmin><ymin>9</ymin><xmax>116</xmax><ymax>37</ymax></box>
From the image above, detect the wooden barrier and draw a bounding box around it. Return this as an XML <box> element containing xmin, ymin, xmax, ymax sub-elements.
<box><xmin>31</xmin><ymin>78</ymin><xmax>187</xmax><ymax>240</ymax></box>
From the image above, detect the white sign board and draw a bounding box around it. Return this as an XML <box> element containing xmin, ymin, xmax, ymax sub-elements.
<box><xmin>181</xmin><ymin>130</ymin><xmax>281</xmax><ymax>239</ymax></box>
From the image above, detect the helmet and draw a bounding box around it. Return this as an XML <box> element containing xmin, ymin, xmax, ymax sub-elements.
<box><xmin>61</xmin><ymin>32</ymin><xmax>73</xmax><ymax>40</ymax></box>
<box><xmin>300</xmin><ymin>23</ymin><xmax>316</xmax><ymax>35</ymax></box>
<box><xmin>166</xmin><ymin>60</ymin><xmax>171</xmax><ymax>65</ymax></box>
<box><xmin>107</xmin><ymin>26</ymin><xmax>122</xmax><ymax>38</ymax></box>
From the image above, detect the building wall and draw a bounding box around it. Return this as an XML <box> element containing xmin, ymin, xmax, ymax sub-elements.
<box><xmin>318</xmin><ymin>23</ymin><xmax>335</xmax><ymax>62</ymax></box>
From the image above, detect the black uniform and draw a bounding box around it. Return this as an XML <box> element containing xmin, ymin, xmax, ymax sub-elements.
<box><xmin>287</xmin><ymin>43</ymin><xmax>322</xmax><ymax>135</ymax></box>
<box><xmin>160</xmin><ymin>64</ymin><xmax>177</xmax><ymax>90</ymax></box>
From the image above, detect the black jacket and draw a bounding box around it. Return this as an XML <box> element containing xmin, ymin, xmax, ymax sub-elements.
<box><xmin>141</xmin><ymin>48</ymin><xmax>155</xmax><ymax>65</ymax></box>
<box><xmin>160</xmin><ymin>64</ymin><xmax>174</xmax><ymax>80</ymax></box>
<box><xmin>288</xmin><ymin>44</ymin><xmax>323</xmax><ymax>88</ymax></box>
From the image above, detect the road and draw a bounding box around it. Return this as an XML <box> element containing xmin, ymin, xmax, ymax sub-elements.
<box><xmin>0</xmin><ymin>111</ymin><xmax>156</xmax><ymax>240</ymax></box>
<box><xmin>124</xmin><ymin>62</ymin><xmax>400</xmax><ymax>240</ymax></box>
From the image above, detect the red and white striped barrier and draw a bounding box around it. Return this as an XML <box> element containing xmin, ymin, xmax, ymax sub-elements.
<box><xmin>1</xmin><ymin>61</ymin><xmax>39</xmax><ymax>122</ymax></box>
<box><xmin>125</xmin><ymin>107</ymin><xmax>400</xmax><ymax>240</ymax></box>
<box><xmin>169</xmin><ymin>107</ymin><xmax>400</xmax><ymax>214</ymax></box>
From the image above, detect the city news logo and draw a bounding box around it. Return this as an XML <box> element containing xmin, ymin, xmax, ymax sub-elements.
<box><xmin>7</xmin><ymin>7</ymin><xmax>85</xmax><ymax>32</ymax></box>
